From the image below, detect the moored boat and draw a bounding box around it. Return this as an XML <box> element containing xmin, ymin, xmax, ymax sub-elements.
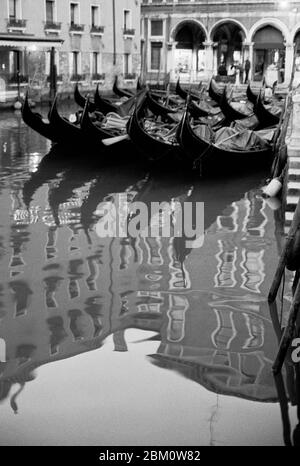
<box><xmin>253</xmin><ymin>91</ymin><xmax>281</xmax><ymax>129</ymax></box>
<box><xmin>127</xmin><ymin>93</ymin><xmax>185</xmax><ymax>165</ymax></box>
<box><xmin>176</xmin><ymin>106</ymin><xmax>273</xmax><ymax>174</ymax></box>
<box><xmin>21</xmin><ymin>92</ymin><xmax>57</xmax><ymax>141</ymax></box>
<box><xmin>113</xmin><ymin>75</ymin><xmax>134</xmax><ymax>98</ymax></box>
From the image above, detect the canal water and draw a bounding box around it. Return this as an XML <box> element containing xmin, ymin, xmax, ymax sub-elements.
<box><xmin>0</xmin><ymin>108</ymin><xmax>298</xmax><ymax>446</ymax></box>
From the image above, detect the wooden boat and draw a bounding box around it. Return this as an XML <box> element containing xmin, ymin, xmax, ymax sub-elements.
<box><xmin>113</xmin><ymin>75</ymin><xmax>134</xmax><ymax>98</ymax></box>
<box><xmin>246</xmin><ymin>83</ymin><xmax>258</xmax><ymax>105</ymax></box>
<box><xmin>188</xmin><ymin>99</ymin><xmax>209</xmax><ymax>119</ymax></box>
<box><xmin>219</xmin><ymin>88</ymin><xmax>251</xmax><ymax>122</ymax></box>
<box><xmin>94</xmin><ymin>86</ymin><xmax>143</xmax><ymax>117</ymax></box>
<box><xmin>208</xmin><ymin>79</ymin><xmax>222</xmax><ymax>104</ymax></box>
<box><xmin>176</xmin><ymin>106</ymin><xmax>273</xmax><ymax>173</ymax></box>
<box><xmin>175</xmin><ymin>79</ymin><xmax>201</xmax><ymax>101</ymax></box>
<box><xmin>146</xmin><ymin>92</ymin><xmax>178</xmax><ymax>120</ymax></box>
<box><xmin>127</xmin><ymin>93</ymin><xmax>184</xmax><ymax>164</ymax></box>
<box><xmin>253</xmin><ymin>91</ymin><xmax>281</xmax><ymax>129</ymax></box>
<box><xmin>48</xmin><ymin>94</ymin><xmax>84</xmax><ymax>143</ymax></box>
<box><xmin>21</xmin><ymin>92</ymin><xmax>58</xmax><ymax>141</ymax></box>
<box><xmin>74</xmin><ymin>83</ymin><xmax>97</xmax><ymax>112</ymax></box>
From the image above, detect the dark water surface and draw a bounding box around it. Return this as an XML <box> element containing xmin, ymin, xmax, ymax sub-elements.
<box><xmin>0</xmin><ymin>109</ymin><xmax>297</xmax><ymax>446</ymax></box>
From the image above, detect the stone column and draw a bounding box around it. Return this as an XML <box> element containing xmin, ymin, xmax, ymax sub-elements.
<box><xmin>284</xmin><ymin>42</ymin><xmax>294</xmax><ymax>86</ymax></box>
<box><xmin>287</xmin><ymin>93</ymin><xmax>300</xmax><ymax>153</ymax></box>
<box><xmin>203</xmin><ymin>40</ymin><xmax>214</xmax><ymax>80</ymax></box>
<box><xmin>167</xmin><ymin>41</ymin><xmax>175</xmax><ymax>81</ymax></box>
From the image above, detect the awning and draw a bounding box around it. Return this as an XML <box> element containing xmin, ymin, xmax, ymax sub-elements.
<box><xmin>0</xmin><ymin>36</ymin><xmax>64</xmax><ymax>49</ymax></box>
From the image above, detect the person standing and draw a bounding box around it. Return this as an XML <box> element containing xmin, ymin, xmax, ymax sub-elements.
<box><xmin>244</xmin><ymin>58</ymin><xmax>251</xmax><ymax>83</ymax></box>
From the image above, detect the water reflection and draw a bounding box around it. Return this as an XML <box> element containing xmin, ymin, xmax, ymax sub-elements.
<box><xmin>0</xmin><ymin>111</ymin><xmax>295</xmax><ymax>445</ymax></box>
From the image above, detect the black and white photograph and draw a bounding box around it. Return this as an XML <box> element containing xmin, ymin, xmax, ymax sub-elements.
<box><xmin>0</xmin><ymin>0</ymin><xmax>300</xmax><ymax>452</ymax></box>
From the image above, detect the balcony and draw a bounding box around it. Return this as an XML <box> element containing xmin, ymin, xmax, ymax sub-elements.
<box><xmin>46</xmin><ymin>75</ymin><xmax>63</xmax><ymax>83</ymax></box>
<box><xmin>69</xmin><ymin>23</ymin><xmax>85</xmax><ymax>34</ymax></box>
<box><xmin>90</xmin><ymin>25</ymin><xmax>104</xmax><ymax>36</ymax></box>
<box><xmin>70</xmin><ymin>74</ymin><xmax>86</xmax><ymax>82</ymax></box>
<box><xmin>8</xmin><ymin>73</ymin><xmax>28</xmax><ymax>84</ymax></box>
<box><xmin>123</xmin><ymin>28</ymin><xmax>135</xmax><ymax>38</ymax></box>
<box><xmin>124</xmin><ymin>73</ymin><xmax>136</xmax><ymax>80</ymax></box>
<box><xmin>7</xmin><ymin>18</ymin><xmax>27</xmax><ymax>32</ymax></box>
<box><xmin>91</xmin><ymin>73</ymin><xmax>105</xmax><ymax>81</ymax></box>
<box><xmin>44</xmin><ymin>21</ymin><xmax>62</xmax><ymax>33</ymax></box>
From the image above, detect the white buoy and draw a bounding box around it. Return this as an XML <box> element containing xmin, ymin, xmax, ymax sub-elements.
<box><xmin>262</xmin><ymin>177</ymin><xmax>282</xmax><ymax>197</ymax></box>
<box><xmin>14</xmin><ymin>100</ymin><xmax>22</xmax><ymax>110</ymax></box>
<box><xmin>265</xmin><ymin>196</ymin><xmax>281</xmax><ymax>210</ymax></box>
<box><xmin>69</xmin><ymin>113</ymin><xmax>77</xmax><ymax>123</ymax></box>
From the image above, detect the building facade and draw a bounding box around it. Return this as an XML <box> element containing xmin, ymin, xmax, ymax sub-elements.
<box><xmin>0</xmin><ymin>0</ymin><xmax>141</xmax><ymax>102</ymax></box>
<box><xmin>141</xmin><ymin>0</ymin><xmax>300</xmax><ymax>86</ymax></box>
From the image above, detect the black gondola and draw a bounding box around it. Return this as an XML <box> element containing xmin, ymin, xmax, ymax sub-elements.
<box><xmin>127</xmin><ymin>93</ymin><xmax>184</xmax><ymax>164</ymax></box>
<box><xmin>246</xmin><ymin>83</ymin><xmax>258</xmax><ymax>105</ymax></box>
<box><xmin>146</xmin><ymin>92</ymin><xmax>178</xmax><ymax>120</ymax></box>
<box><xmin>188</xmin><ymin>100</ymin><xmax>209</xmax><ymax>119</ymax></box>
<box><xmin>175</xmin><ymin>79</ymin><xmax>201</xmax><ymax>101</ymax></box>
<box><xmin>176</xmin><ymin>106</ymin><xmax>273</xmax><ymax>173</ymax></box>
<box><xmin>208</xmin><ymin>79</ymin><xmax>222</xmax><ymax>104</ymax></box>
<box><xmin>48</xmin><ymin>95</ymin><xmax>84</xmax><ymax>143</ymax></box>
<box><xmin>219</xmin><ymin>88</ymin><xmax>252</xmax><ymax>122</ymax></box>
<box><xmin>21</xmin><ymin>92</ymin><xmax>58</xmax><ymax>141</ymax></box>
<box><xmin>94</xmin><ymin>86</ymin><xmax>142</xmax><ymax>116</ymax></box>
<box><xmin>113</xmin><ymin>75</ymin><xmax>134</xmax><ymax>98</ymax></box>
<box><xmin>80</xmin><ymin>97</ymin><xmax>133</xmax><ymax>155</ymax></box>
<box><xmin>74</xmin><ymin>83</ymin><xmax>97</xmax><ymax>112</ymax></box>
<box><xmin>253</xmin><ymin>91</ymin><xmax>281</xmax><ymax>129</ymax></box>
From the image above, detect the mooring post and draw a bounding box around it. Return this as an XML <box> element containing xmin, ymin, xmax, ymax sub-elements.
<box><xmin>268</xmin><ymin>196</ymin><xmax>300</xmax><ymax>303</ymax></box>
<box><xmin>273</xmin><ymin>276</ymin><xmax>300</xmax><ymax>374</ymax></box>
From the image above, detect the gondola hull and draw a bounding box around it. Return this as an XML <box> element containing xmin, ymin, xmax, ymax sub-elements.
<box><xmin>177</xmin><ymin>109</ymin><xmax>273</xmax><ymax>175</ymax></box>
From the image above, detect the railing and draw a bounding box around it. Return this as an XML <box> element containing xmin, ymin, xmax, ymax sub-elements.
<box><xmin>70</xmin><ymin>74</ymin><xmax>86</xmax><ymax>81</ymax></box>
<box><xmin>8</xmin><ymin>74</ymin><xmax>28</xmax><ymax>84</ymax></box>
<box><xmin>7</xmin><ymin>18</ymin><xmax>27</xmax><ymax>28</ymax></box>
<box><xmin>44</xmin><ymin>21</ymin><xmax>62</xmax><ymax>31</ymax></box>
<box><xmin>91</xmin><ymin>73</ymin><xmax>105</xmax><ymax>80</ymax></box>
<box><xmin>124</xmin><ymin>73</ymin><xmax>136</xmax><ymax>80</ymax></box>
<box><xmin>69</xmin><ymin>23</ymin><xmax>85</xmax><ymax>32</ymax></box>
<box><xmin>90</xmin><ymin>25</ymin><xmax>104</xmax><ymax>34</ymax></box>
<box><xmin>123</xmin><ymin>28</ymin><xmax>135</xmax><ymax>36</ymax></box>
<box><xmin>46</xmin><ymin>75</ymin><xmax>63</xmax><ymax>82</ymax></box>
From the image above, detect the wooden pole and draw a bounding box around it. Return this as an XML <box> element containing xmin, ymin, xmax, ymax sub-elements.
<box><xmin>268</xmin><ymin>197</ymin><xmax>300</xmax><ymax>303</ymax></box>
<box><xmin>272</xmin><ymin>276</ymin><xmax>300</xmax><ymax>374</ymax></box>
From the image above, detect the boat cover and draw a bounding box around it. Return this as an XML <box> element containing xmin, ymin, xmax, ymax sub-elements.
<box><xmin>214</xmin><ymin>127</ymin><xmax>270</xmax><ymax>151</ymax></box>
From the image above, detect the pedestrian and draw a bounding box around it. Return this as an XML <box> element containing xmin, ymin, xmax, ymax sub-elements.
<box><xmin>244</xmin><ymin>58</ymin><xmax>251</xmax><ymax>83</ymax></box>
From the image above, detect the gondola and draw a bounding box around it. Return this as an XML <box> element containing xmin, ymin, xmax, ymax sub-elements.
<box><xmin>175</xmin><ymin>79</ymin><xmax>201</xmax><ymax>102</ymax></box>
<box><xmin>94</xmin><ymin>86</ymin><xmax>142</xmax><ymax>117</ymax></box>
<box><xmin>253</xmin><ymin>91</ymin><xmax>281</xmax><ymax>129</ymax></box>
<box><xmin>188</xmin><ymin>99</ymin><xmax>209</xmax><ymax>119</ymax></box>
<box><xmin>246</xmin><ymin>83</ymin><xmax>259</xmax><ymax>105</ymax></box>
<box><xmin>80</xmin><ymin>97</ymin><xmax>133</xmax><ymax>154</ymax></box>
<box><xmin>219</xmin><ymin>88</ymin><xmax>252</xmax><ymax>122</ymax></box>
<box><xmin>113</xmin><ymin>75</ymin><xmax>134</xmax><ymax>98</ymax></box>
<box><xmin>176</xmin><ymin>105</ymin><xmax>273</xmax><ymax>174</ymax></box>
<box><xmin>127</xmin><ymin>93</ymin><xmax>184</xmax><ymax>165</ymax></box>
<box><xmin>208</xmin><ymin>79</ymin><xmax>223</xmax><ymax>105</ymax></box>
<box><xmin>48</xmin><ymin>94</ymin><xmax>84</xmax><ymax>143</ymax></box>
<box><xmin>74</xmin><ymin>83</ymin><xmax>97</xmax><ymax>112</ymax></box>
<box><xmin>146</xmin><ymin>92</ymin><xmax>179</xmax><ymax>121</ymax></box>
<box><xmin>21</xmin><ymin>92</ymin><xmax>58</xmax><ymax>141</ymax></box>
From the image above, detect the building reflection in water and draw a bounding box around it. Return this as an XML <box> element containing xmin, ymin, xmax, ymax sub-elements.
<box><xmin>0</xmin><ymin>151</ymin><xmax>289</xmax><ymax>430</ymax></box>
